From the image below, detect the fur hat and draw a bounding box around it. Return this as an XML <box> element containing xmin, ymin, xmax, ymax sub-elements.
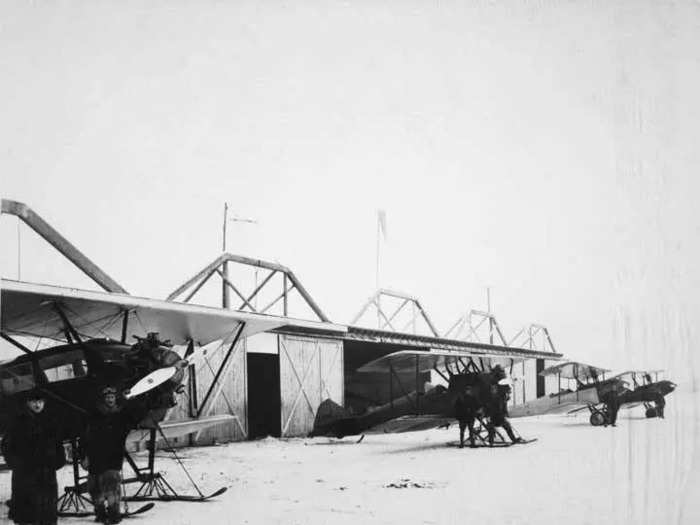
<box><xmin>99</xmin><ymin>385</ymin><xmax>118</xmax><ymax>397</ymax></box>
<box><xmin>24</xmin><ymin>387</ymin><xmax>45</xmax><ymax>401</ymax></box>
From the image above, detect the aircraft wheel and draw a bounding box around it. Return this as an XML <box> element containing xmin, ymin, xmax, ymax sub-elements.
<box><xmin>645</xmin><ymin>407</ymin><xmax>658</xmax><ymax>418</ymax></box>
<box><xmin>590</xmin><ymin>411</ymin><xmax>606</xmax><ymax>426</ymax></box>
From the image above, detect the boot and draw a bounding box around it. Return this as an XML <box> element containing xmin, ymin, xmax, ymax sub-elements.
<box><xmin>94</xmin><ymin>506</ymin><xmax>107</xmax><ymax>523</ymax></box>
<box><xmin>106</xmin><ymin>506</ymin><xmax>122</xmax><ymax>524</ymax></box>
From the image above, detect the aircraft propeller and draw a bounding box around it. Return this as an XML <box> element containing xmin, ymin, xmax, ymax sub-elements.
<box><xmin>124</xmin><ymin>340</ymin><xmax>211</xmax><ymax>400</ymax></box>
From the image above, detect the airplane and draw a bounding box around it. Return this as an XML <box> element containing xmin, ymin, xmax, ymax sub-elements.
<box><xmin>606</xmin><ymin>370</ymin><xmax>676</xmax><ymax>419</ymax></box>
<box><xmin>310</xmin><ymin>348</ymin><xmax>554</xmax><ymax>448</ymax></box>
<box><xmin>508</xmin><ymin>361</ymin><xmax>676</xmax><ymax>425</ymax></box>
<box><xmin>508</xmin><ymin>361</ymin><xmax>618</xmax><ymax>424</ymax></box>
<box><xmin>0</xmin><ymin>278</ymin><xmax>323</xmax><ymax>514</ymax></box>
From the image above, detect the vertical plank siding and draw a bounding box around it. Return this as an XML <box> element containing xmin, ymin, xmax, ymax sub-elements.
<box><xmin>160</xmin><ymin>338</ymin><xmax>248</xmax><ymax>447</ymax></box>
<box><xmin>279</xmin><ymin>335</ymin><xmax>344</xmax><ymax>437</ymax></box>
<box><xmin>194</xmin><ymin>337</ymin><xmax>248</xmax><ymax>444</ymax></box>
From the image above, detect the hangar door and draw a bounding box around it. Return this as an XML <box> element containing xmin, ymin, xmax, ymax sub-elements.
<box><xmin>279</xmin><ymin>334</ymin><xmax>343</xmax><ymax>437</ymax></box>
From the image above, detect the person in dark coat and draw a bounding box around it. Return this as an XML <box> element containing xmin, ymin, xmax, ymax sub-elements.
<box><xmin>601</xmin><ymin>390</ymin><xmax>620</xmax><ymax>426</ymax></box>
<box><xmin>0</xmin><ymin>389</ymin><xmax>66</xmax><ymax>525</ymax></box>
<box><xmin>487</xmin><ymin>366</ymin><xmax>522</xmax><ymax>444</ymax></box>
<box><xmin>79</xmin><ymin>386</ymin><xmax>147</xmax><ymax>524</ymax></box>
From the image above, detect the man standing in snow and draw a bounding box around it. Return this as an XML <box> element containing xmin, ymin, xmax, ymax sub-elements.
<box><xmin>80</xmin><ymin>386</ymin><xmax>147</xmax><ymax>524</ymax></box>
<box><xmin>1</xmin><ymin>389</ymin><xmax>66</xmax><ymax>525</ymax></box>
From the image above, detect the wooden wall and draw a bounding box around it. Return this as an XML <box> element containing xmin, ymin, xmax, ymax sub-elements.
<box><xmin>278</xmin><ymin>334</ymin><xmax>343</xmax><ymax>437</ymax></box>
<box><xmin>160</xmin><ymin>336</ymin><xmax>248</xmax><ymax>447</ymax></box>
<box><xmin>154</xmin><ymin>332</ymin><xmax>345</xmax><ymax>446</ymax></box>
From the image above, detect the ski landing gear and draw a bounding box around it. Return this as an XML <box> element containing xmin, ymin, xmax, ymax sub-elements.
<box><xmin>57</xmin><ymin>502</ymin><xmax>155</xmax><ymax>519</ymax></box>
<box><xmin>459</xmin><ymin>416</ymin><xmax>536</xmax><ymax>448</ymax></box>
<box><xmin>123</xmin><ymin>426</ymin><xmax>227</xmax><ymax>503</ymax></box>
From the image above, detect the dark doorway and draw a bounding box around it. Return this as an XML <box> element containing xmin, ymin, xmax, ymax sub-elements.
<box><xmin>536</xmin><ymin>359</ymin><xmax>545</xmax><ymax>398</ymax></box>
<box><xmin>343</xmin><ymin>340</ymin><xmax>430</xmax><ymax>415</ymax></box>
<box><xmin>247</xmin><ymin>353</ymin><xmax>281</xmax><ymax>439</ymax></box>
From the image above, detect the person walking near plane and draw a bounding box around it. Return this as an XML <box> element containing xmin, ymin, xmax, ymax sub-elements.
<box><xmin>1</xmin><ymin>389</ymin><xmax>66</xmax><ymax>525</ymax></box>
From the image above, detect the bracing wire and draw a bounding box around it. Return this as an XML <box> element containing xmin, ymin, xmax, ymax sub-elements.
<box><xmin>155</xmin><ymin>423</ymin><xmax>205</xmax><ymax>498</ymax></box>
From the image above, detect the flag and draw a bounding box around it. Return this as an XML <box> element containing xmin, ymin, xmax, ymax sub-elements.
<box><xmin>377</xmin><ymin>209</ymin><xmax>387</xmax><ymax>240</ymax></box>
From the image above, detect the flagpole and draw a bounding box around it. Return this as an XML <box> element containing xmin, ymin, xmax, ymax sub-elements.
<box><xmin>376</xmin><ymin>213</ymin><xmax>380</xmax><ymax>328</ymax></box>
<box><xmin>222</xmin><ymin>203</ymin><xmax>229</xmax><ymax>308</ymax></box>
<box><xmin>375</xmin><ymin>215</ymin><xmax>380</xmax><ymax>292</ymax></box>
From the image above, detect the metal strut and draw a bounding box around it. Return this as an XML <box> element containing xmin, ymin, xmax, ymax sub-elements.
<box><xmin>57</xmin><ymin>440</ymin><xmax>92</xmax><ymax>515</ymax></box>
<box><xmin>123</xmin><ymin>425</ymin><xmax>212</xmax><ymax>502</ymax></box>
<box><xmin>122</xmin><ymin>429</ymin><xmax>179</xmax><ymax>501</ymax></box>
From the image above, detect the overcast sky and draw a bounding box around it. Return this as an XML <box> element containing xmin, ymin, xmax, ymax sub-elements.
<box><xmin>2</xmin><ymin>1</ymin><xmax>699</xmax><ymax>383</ymax></box>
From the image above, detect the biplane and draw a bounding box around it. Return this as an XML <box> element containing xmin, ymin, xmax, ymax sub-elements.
<box><xmin>311</xmin><ymin>347</ymin><xmax>552</xmax><ymax>448</ymax></box>
<box><xmin>509</xmin><ymin>361</ymin><xmax>676</xmax><ymax>425</ymax></box>
<box><xmin>508</xmin><ymin>361</ymin><xmax>618</xmax><ymax>424</ymax></box>
<box><xmin>607</xmin><ymin>370</ymin><xmax>676</xmax><ymax>419</ymax></box>
<box><xmin>0</xmin><ymin>278</ymin><xmax>327</xmax><ymax>514</ymax></box>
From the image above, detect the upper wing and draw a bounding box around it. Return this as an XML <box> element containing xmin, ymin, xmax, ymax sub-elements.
<box><xmin>1</xmin><ymin>279</ymin><xmax>345</xmax><ymax>347</ymax></box>
<box><xmin>607</xmin><ymin>370</ymin><xmax>664</xmax><ymax>381</ymax></box>
<box><xmin>539</xmin><ymin>361</ymin><xmax>609</xmax><ymax>380</ymax></box>
<box><xmin>357</xmin><ymin>348</ymin><xmax>552</xmax><ymax>375</ymax></box>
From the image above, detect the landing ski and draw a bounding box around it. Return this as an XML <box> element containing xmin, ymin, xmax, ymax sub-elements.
<box><xmin>512</xmin><ymin>438</ymin><xmax>538</xmax><ymax>445</ymax></box>
<box><xmin>127</xmin><ymin>487</ymin><xmax>227</xmax><ymax>502</ymax></box>
<box><xmin>450</xmin><ymin>437</ymin><xmax>538</xmax><ymax>448</ymax></box>
<box><xmin>58</xmin><ymin>502</ymin><xmax>155</xmax><ymax>518</ymax></box>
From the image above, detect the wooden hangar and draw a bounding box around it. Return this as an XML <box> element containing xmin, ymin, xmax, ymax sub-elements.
<box><xmin>1</xmin><ymin>200</ymin><xmax>561</xmax><ymax>449</ymax></box>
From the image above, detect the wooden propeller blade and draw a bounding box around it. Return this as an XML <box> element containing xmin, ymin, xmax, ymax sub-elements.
<box><xmin>125</xmin><ymin>367</ymin><xmax>178</xmax><ymax>399</ymax></box>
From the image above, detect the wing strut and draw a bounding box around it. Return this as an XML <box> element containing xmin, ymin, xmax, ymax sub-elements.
<box><xmin>0</xmin><ymin>333</ymin><xmax>86</xmax><ymax>414</ymax></box>
<box><xmin>196</xmin><ymin>323</ymin><xmax>245</xmax><ymax>419</ymax></box>
<box><xmin>1</xmin><ymin>331</ymin><xmax>49</xmax><ymax>385</ymax></box>
<box><xmin>432</xmin><ymin>364</ymin><xmax>449</xmax><ymax>382</ymax></box>
<box><xmin>120</xmin><ymin>310</ymin><xmax>130</xmax><ymax>344</ymax></box>
<box><xmin>53</xmin><ymin>302</ymin><xmax>83</xmax><ymax>345</ymax></box>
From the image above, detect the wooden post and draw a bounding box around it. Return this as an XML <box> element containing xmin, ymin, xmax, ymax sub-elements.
<box><xmin>283</xmin><ymin>274</ymin><xmax>288</xmax><ymax>316</ymax></box>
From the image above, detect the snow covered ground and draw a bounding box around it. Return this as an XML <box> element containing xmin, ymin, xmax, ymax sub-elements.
<box><xmin>1</xmin><ymin>389</ymin><xmax>698</xmax><ymax>525</ymax></box>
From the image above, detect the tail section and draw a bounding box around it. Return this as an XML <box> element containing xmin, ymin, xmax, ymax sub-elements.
<box><xmin>310</xmin><ymin>399</ymin><xmax>358</xmax><ymax>438</ymax></box>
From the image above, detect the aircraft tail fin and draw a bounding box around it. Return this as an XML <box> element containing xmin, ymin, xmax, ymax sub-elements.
<box><xmin>310</xmin><ymin>399</ymin><xmax>355</xmax><ymax>438</ymax></box>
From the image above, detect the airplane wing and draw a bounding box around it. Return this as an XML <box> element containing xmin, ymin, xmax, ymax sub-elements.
<box><xmin>362</xmin><ymin>415</ymin><xmax>453</xmax><ymax>434</ymax></box>
<box><xmin>357</xmin><ymin>349</ymin><xmax>536</xmax><ymax>375</ymax></box>
<box><xmin>540</xmin><ymin>361</ymin><xmax>609</xmax><ymax>381</ymax></box>
<box><xmin>509</xmin><ymin>387</ymin><xmax>600</xmax><ymax>418</ymax></box>
<box><xmin>607</xmin><ymin>370</ymin><xmax>664</xmax><ymax>381</ymax></box>
<box><xmin>1</xmin><ymin>279</ymin><xmax>345</xmax><ymax>347</ymax></box>
<box><xmin>126</xmin><ymin>414</ymin><xmax>236</xmax><ymax>447</ymax></box>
